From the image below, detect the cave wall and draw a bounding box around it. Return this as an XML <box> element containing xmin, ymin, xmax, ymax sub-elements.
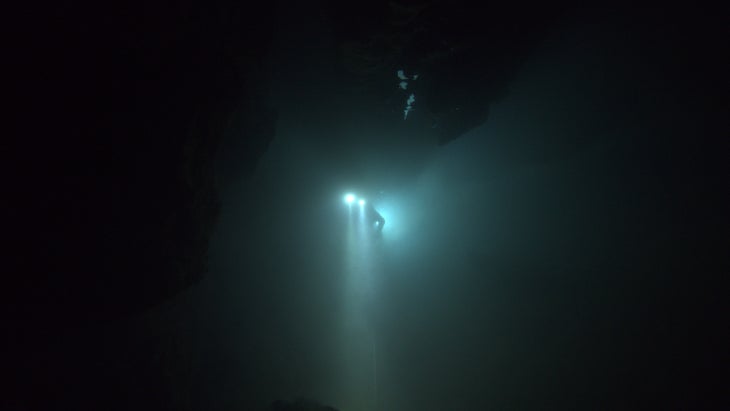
<box><xmin>6</xmin><ymin>1</ymin><xmax>277</xmax><ymax>409</ymax></box>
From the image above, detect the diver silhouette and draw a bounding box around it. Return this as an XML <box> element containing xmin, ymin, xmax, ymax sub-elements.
<box><xmin>364</xmin><ymin>202</ymin><xmax>385</xmax><ymax>232</ymax></box>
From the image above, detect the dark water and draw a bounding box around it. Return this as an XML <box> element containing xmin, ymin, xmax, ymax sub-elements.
<box><xmin>9</xmin><ymin>3</ymin><xmax>726</xmax><ymax>411</ymax></box>
<box><xmin>185</xmin><ymin>5</ymin><xmax>726</xmax><ymax>410</ymax></box>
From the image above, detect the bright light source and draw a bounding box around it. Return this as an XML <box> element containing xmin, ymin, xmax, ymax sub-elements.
<box><xmin>344</xmin><ymin>193</ymin><xmax>356</xmax><ymax>204</ymax></box>
<box><xmin>358</xmin><ymin>199</ymin><xmax>366</xmax><ymax>206</ymax></box>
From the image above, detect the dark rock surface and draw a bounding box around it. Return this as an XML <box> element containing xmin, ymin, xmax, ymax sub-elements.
<box><xmin>328</xmin><ymin>0</ymin><xmax>568</xmax><ymax>145</ymax></box>
<box><xmin>6</xmin><ymin>1</ymin><xmax>276</xmax><ymax>409</ymax></box>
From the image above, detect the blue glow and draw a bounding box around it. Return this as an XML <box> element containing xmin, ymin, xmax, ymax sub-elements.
<box><xmin>358</xmin><ymin>199</ymin><xmax>366</xmax><ymax>206</ymax></box>
<box><xmin>344</xmin><ymin>193</ymin><xmax>356</xmax><ymax>204</ymax></box>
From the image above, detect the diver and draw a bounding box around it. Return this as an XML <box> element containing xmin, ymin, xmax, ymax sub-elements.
<box><xmin>363</xmin><ymin>201</ymin><xmax>385</xmax><ymax>232</ymax></box>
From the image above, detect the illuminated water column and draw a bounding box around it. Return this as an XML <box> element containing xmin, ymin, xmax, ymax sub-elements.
<box><xmin>337</xmin><ymin>194</ymin><xmax>378</xmax><ymax>411</ymax></box>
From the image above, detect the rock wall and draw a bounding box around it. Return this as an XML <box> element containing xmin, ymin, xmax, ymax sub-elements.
<box><xmin>6</xmin><ymin>1</ymin><xmax>277</xmax><ymax>409</ymax></box>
